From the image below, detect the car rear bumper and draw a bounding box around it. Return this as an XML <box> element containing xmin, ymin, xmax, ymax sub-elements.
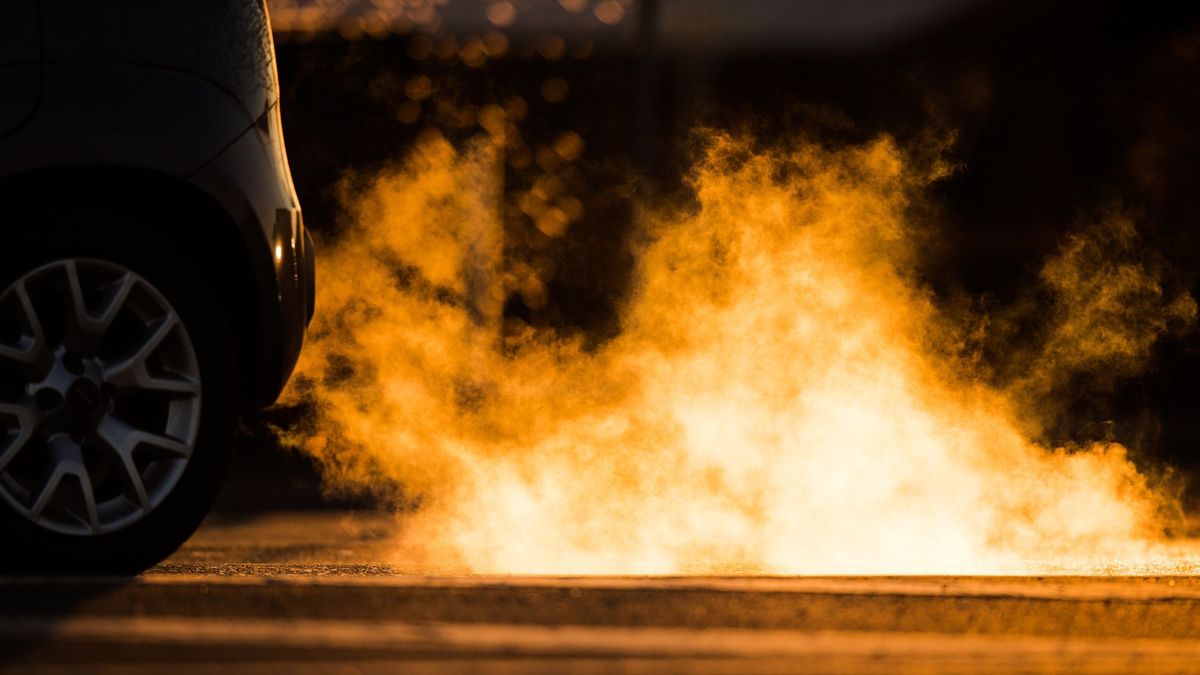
<box><xmin>189</xmin><ymin>108</ymin><xmax>313</xmax><ymax>409</ymax></box>
<box><xmin>272</xmin><ymin>206</ymin><xmax>315</xmax><ymax>389</ymax></box>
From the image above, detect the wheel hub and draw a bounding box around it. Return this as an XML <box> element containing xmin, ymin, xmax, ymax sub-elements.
<box><xmin>29</xmin><ymin>349</ymin><xmax>112</xmax><ymax>436</ymax></box>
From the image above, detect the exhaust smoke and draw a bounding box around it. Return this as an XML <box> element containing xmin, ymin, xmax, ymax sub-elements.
<box><xmin>282</xmin><ymin>128</ymin><xmax>1197</xmax><ymax>574</ymax></box>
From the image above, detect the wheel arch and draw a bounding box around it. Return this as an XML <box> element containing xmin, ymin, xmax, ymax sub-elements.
<box><xmin>0</xmin><ymin>165</ymin><xmax>272</xmax><ymax>412</ymax></box>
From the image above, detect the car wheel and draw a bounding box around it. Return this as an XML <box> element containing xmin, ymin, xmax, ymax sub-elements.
<box><xmin>0</xmin><ymin>253</ymin><xmax>237</xmax><ymax>574</ymax></box>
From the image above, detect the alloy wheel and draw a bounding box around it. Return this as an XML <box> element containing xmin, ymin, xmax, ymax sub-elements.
<box><xmin>0</xmin><ymin>259</ymin><xmax>201</xmax><ymax>536</ymax></box>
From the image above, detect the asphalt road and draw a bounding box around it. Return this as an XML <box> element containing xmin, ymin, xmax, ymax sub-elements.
<box><xmin>4</xmin><ymin>512</ymin><xmax>1200</xmax><ymax>674</ymax></box>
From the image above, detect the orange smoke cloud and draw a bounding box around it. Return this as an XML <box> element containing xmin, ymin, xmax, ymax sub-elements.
<box><xmin>283</xmin><ymin>129</ymin><xmax>1197</xmax><ymax>574</ymax></box>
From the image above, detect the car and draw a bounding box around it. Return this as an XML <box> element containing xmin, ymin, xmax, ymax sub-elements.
<box><xmin>0</xmin><ymin>1</ymin><xmax>314</xmax><ymax>573</ymax></box>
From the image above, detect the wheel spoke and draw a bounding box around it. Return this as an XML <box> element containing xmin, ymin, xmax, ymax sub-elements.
<box><xmin>118</xmin><ymin>450</ymin><xmax>151</xmax><ymax>511</ymax></box>
<box><xmin>63</xmin><ymin>260</ymin><xmax>89</xmax><ymax>337</ymax></box>
<box><xmin>97</xmin><ymin>272</ymin><xmax>136</xmax><ymax>330</ymax></box>
<box><xmin>31</xmin><ymin>437</ymin><xmax>99</xmax><ymax>533</ymax></box>
<box><xmin>94</xmin><ymin>416</ymin><xmax>158</xmax><ymax>510</ymax></box>
<box><xmin>65</xmin><ymin>262</ymin><xmax>135</xmax><ymax>346</ymax></box>
<box><xmin>0</xmin><ymin>281</ymin><xmax>49</xmax><ymax>376</ymax></box>
<box><xmin>0</xmin><ymin>401</ymin><xmax>38</xmax><ymax>473</ymax></box>
<box><xmin>102</xmin><ymin>314</ymin><xmax>186</xmax><ymax>393</ymax></box>
<box><xmin>97</xmin><ymin>415</ymin><xmax>192</xmax><ymax>460</ymax></box>
<box><xmin>142</xmin><ymin>372</ymin><xmax>200</xmax><ymax>395</ymax></box>
<box><xmin>75</xmin><ymin>471</ymin><xmax>102</xmax><ymax>534</ymax></box>
<box><xmin>0</xmin><ymin>342</ymin><xmax>34</xmax><ymax>366</ymax></box>
<box><xmin>30</xmin><ymin>464</ymin><xmax>68</xmax><ymax>519</ymax></box>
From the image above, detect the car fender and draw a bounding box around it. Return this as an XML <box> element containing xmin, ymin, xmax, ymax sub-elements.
<box><xmin>0</xmin><ymin>63</ymin><xmax>254</xmax><ymax>180</ymax></box>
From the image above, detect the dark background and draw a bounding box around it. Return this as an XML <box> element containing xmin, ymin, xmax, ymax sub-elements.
<box><xmin>222</xmin><ymin>0</ymin><xmax>1200</xmax><ymax>511</ymax></box>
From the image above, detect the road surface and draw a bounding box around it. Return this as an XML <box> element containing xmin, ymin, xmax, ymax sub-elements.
<box><xmin>3</xmin><ymin>511</ymin><xmax>1200</xmax><ymax>673</ymax></box>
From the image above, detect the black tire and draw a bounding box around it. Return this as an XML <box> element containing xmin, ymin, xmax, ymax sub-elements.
<box><xmin>0</xmin><ymin>228</ymin><xmax>239</xmax><ymax>574</ymax></box>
